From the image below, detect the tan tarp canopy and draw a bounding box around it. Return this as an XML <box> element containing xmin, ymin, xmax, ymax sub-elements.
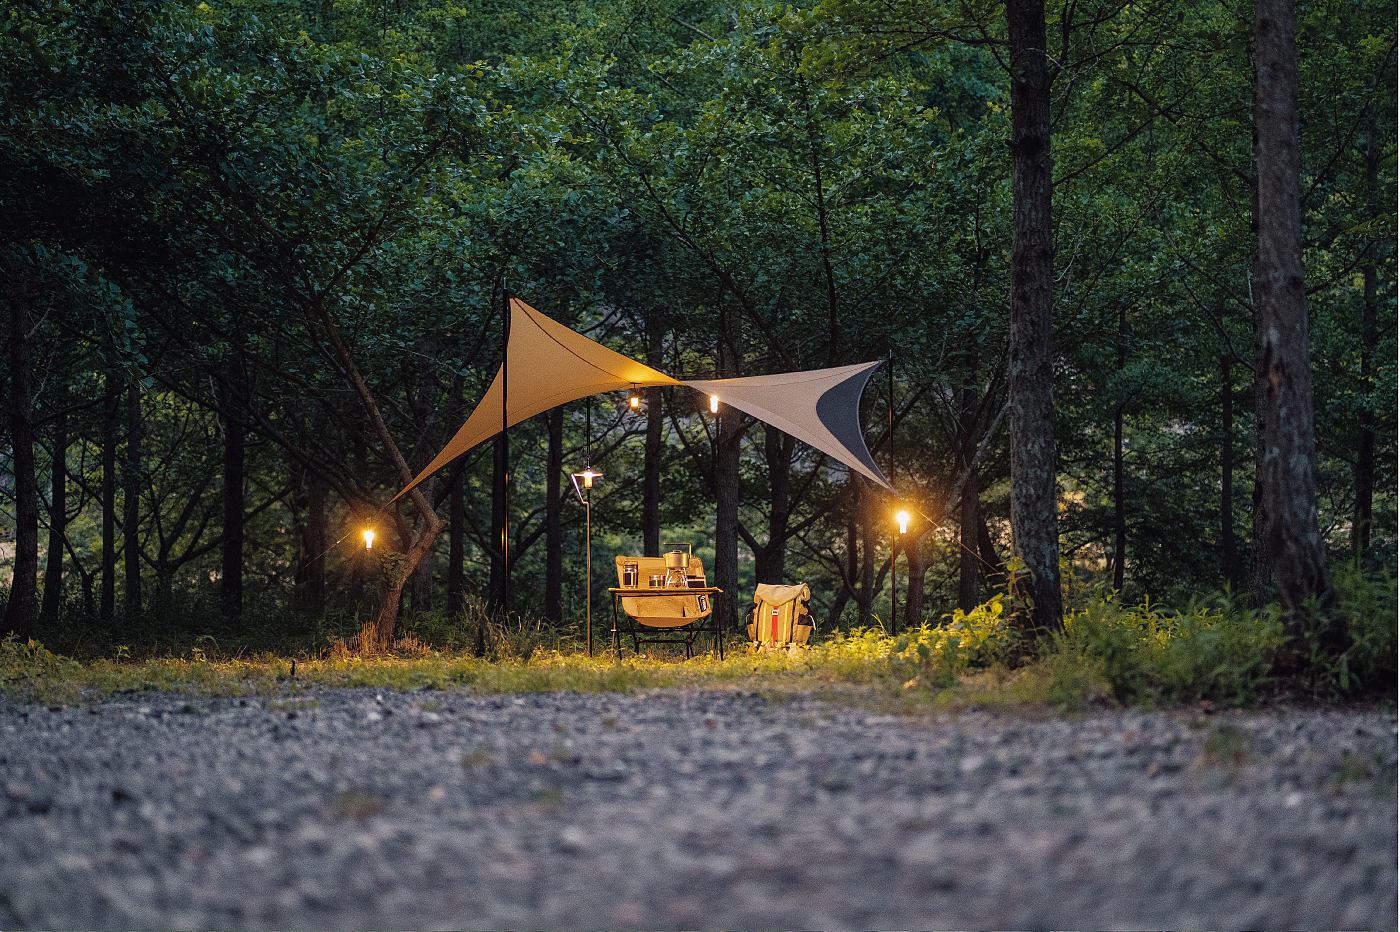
<box><xmin>395</xmin><ymin>296</ymin><xmax>892</xmax><ymax>501</ymax></box>
<box><xmin>394</xmin><ymin>297</ymin><xmax>680</xmax><ymax>501</ymax></box>
<box><xmin>685</xmin><ymin>363</ymin><xmax>892</xmax><ymax>490</ymax></box>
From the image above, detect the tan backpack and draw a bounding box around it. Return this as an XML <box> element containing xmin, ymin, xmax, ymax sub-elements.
<box><xmin>746</xmin><ymin>583</ymin><xmax>813</xmax><ymax>648</ymax></box>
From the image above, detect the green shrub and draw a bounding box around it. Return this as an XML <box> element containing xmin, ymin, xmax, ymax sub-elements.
<box><xmin>1325</xmin><ymin>564</ymin><xmax>1398</xmax><ymax>695</ymax></box>
<box><xmin>1057</xmin><ymin>594</ymin><xmax>1283</xmax><ymax>706</ymax></box>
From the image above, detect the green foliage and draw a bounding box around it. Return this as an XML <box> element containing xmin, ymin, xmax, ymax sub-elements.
<box><xmin>1058</xmin><ymin>595</ymin><xmax>1284</xmax><ymax>706</ymax></box>
<box><xmin>1312</xmin><ymin>564</ymin><xmax>1399</xmax><ymax>696</ymax></box>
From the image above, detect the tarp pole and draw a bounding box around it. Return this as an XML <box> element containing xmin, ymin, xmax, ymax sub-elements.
<box><xmin>502</xmin><ymin>287</ymin><xmax>510</xmax><ymax>618</ymax></box>
<box><xmin>889</xmin><ymin>349</ymin><xmax>896</xmax><ymax>635</ymax></box>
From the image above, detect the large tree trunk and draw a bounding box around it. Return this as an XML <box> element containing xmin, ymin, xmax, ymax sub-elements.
<box><xmin>123</xmin><ymin>383</ymin><xmax>142</xmax><ymax>618</ymax></box>
<box><xmin>100</xmin><ymin>376</ymin><xmax>118</xmax><ymax>624</ymax></box>
<box><xmin>3</xmin><ymin>256</ymin><xmax>37</xmax><ymax>640</ymax></box>
<box><xmin>41</xmin><ymin>408</ymin><xmax>66</xmax><ymax>626</ymax></box>
<box><xmin>544</xmin><ymin>405</ymin><xmax>563</xmax><ymax>622</ymax></box>
<box><xmin>826</xmin><ymin>507</ymin><xmax>859</xmax><ymax>630</ymax></box>
<box><xmin>1221</xmin><ymin>355</ymin><xmax>1241</xmax><ymax>587</ymax></box>
<box><xmin>1252</xmin><ymin>0</ymin><xmax>1333</xmax><ymax>642</ymax></box>
<box><xmin>1352</xmin><ymin>121</ymin><xmax>1379</xmax><ymax>562</ymax></box>
<box><xmin>1006</xmin><ymin>0</ymin><xmax>1064</xmax><ymax>635</ymax></box>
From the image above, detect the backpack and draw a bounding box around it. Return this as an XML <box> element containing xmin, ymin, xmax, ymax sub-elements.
<box><xmin>746</xmin><ymin>583</ymin><xmax>813</xmax><ymax>648</ymax></box>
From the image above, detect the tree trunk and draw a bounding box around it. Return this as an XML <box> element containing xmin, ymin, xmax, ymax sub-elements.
<box><xmin>1007</xmin><ymin>0</ymin><xmax>1064</xmax><ymax>635</ymax></box>
<box><xmin>1253</xmin><ymin>0</ymin><xmax>1333</xmax><ymax>641</ymax></box>
<box><xmin>642</xmin><ymin>325</ymin><xmax>665</xmax><ymax>557</ymax></box>
<box><xmin>1112</xmin><ymin>305</ymin><xmax>1127</xmax><ymax>591</ymax></box>
<box><xmin>905</xmin><ymin>527</ymin><xmax>931</xmax><ymax>628</ymax></box>
<box><xmin>826</xmin><ymin>509</ymin><xmax>859</xmax><ymax>630</ymax></box>
<box><xmin>123</xmin><ymin>383</ymin><xmax>142</xmax><ymax>618</ymax></box>
<box><xmin>3</xmin><ymin>256</ymin><xmax>37</xmax><ymax>640</ymax></box>
<box><xmin>544</xmin><ymin>405</ymin><xmax>562</xmax><ymax>622</ymax></box>
<box><xmin>713</xmin><ymin>301</ymin><xmax>743</xmax><ymax>632</ymax></box>
<box><xmin>100</xmin><ymin>377</ymin><xmax>118</xmax><ymax>624</ymax></box>
<box><xmin>41</xmin><ymin>408</ymin><xmax>66</xmax><ymax>626</ymax></box>
<box><xmin>447</xmin><ymin>465</ymin><xmax>466</xmax><ymax>615</ymax></box>
<box><xmin>302</xmin><ymin>467</ymin><xmax>328</xmax><ymax>609</ymax></box>
<box><xmin>1221</xmin><ymin>355</ymin><xmax>1241</xmax><ymax>587</ymax></box>
<box><xmin>957</xmin><ymin>383</ymin><xmax>980</xmax><ymax>612</ymax></box>
<box><xmin>978</xmin><ymin>512</ymin><xmax>1007</xmax><ymax>592</ymax></box>
<box><xmin>1353</xmin><ymin>121</ymin><xmax>1379</xmax><ymax>562</ymax></box>
<box><xmin>856</xmin><ymin>484</ymin><xmax>876</xmax><ymax>627</ymax></box>
<box><xmin>349</xmin><ymin>427</ymin><xmax>370</xmax><ymax>604</ymax></box>
<box><xmin>409</xmin><ymin>476</ymin><xmax>436</xmax><ymax>613</ymax></box>
<box><xmin>220</xmin><ymin>402</ymin><xmax>244</xmax><ymax>621</ymax></box>
<box><xmin>756</xmin><ymin>425</ymin><xmax>794</xmax><ymax>585</ymax></box>
<box><xmin>408</xmin><ymin>337</ymin><xmax>440</xmax><ymax>614</ymax></box>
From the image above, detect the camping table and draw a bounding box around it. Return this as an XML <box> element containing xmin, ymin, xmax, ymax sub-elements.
<box><xmin>607</xmin><ymin>587</ymin><xmax>725</xmax><ymax>661</ymax></box>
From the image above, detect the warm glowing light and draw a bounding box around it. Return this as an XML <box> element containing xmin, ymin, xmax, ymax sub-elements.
<box><xmin>629</xmin><ymin>393</ymin><xmax>641</xmax><ymax>409</ymax></box>
<box><xmin>363</xmin><ymin>529</ymin><xmax>375</xmax><ymax>550</ymax></box>
<box><xmin>896</xmin><ymin>510</ymin><xmax>910</xmax><ymax>534</ymax></box>
<box><xmin>581</xmin><ymin>467</ymin><xmax>600</xmax><ymax>489</ymax></box>
<box><xmin>709</xmin><ymin>395</ymin><xmax>720</xmax><ymax>413</ymax></box>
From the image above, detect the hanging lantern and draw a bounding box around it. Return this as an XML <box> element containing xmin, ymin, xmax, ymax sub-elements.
<box><xmin>363</xmin><ymin>529</ymin><xmax>375</xmax><ymax>550</ymax></box>
<box><xmin>709</xmin><ymin>395</ymin><xmax>720</xmax><ymax>414</ymax></box>
<box><xmin>896</xmin><ymin>510</ymin><xmax>909</xmax><ymax>535</ymax></box>
<box><xmin>629</xmin><ymin>391</ymin><xmax>641</xmax><ymax>410</ymax></box>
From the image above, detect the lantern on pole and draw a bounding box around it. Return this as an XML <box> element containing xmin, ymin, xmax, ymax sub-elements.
<box><xmin>571</xmin><ymin>465</ymin><xmax>603</xmax><ymax>656</ymax></box>
<box><xmin>363</xmin><ymin>529</ymin><xmax>375</xmax><ymax>551</ymax></box>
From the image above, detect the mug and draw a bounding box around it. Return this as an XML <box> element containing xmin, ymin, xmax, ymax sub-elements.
<box><xmin>649</xmin><ymin>574</ymin><xmax>666</xmax><ymax>588</ymax></box>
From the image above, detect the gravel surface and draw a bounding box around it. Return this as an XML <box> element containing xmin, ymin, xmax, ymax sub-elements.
<box><xmin>0</xmin><ymin>687</ymin><xmax>1393</xmax><ymax>931</ymax></box>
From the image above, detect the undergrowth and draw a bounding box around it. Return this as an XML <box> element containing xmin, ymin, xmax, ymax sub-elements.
<box><xmin>1</xmin><ymin>572</ymin><xmax>1393</xmax><ymax>711</ymax></box>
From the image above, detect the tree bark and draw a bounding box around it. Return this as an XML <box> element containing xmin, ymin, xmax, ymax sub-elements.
<box><xmin>3</xmin><ymin>257</ymin><xmax>37</xmax><ymax>640</ymax></box>
<box><xmin>544</xmin><ymin>405</ymin><xmax>563</xmax><ymax>622</ymax></box>
<box><xmin>1252</xmin><ymin>0</ymin><xmax>1333</xmax><ymax>640</ymax></box>
<box><xmin>1221</xmin><ymin>355</ymin><xmax>1241</xmax><ymax>587</ymax></box>
<box><xmin>41</xmin><ymin>408</ymin><xmax>66</xmax><ymax>626</ymax></box>
<box><xmin>1007</xmin><ymin>0</ymin><xmax>1064</xmax><ymax>635</ymax></box>
<box><xmin>123</xmin><ymin>383</ymin><xmax>142</xmax><ymax>618</ymax></box>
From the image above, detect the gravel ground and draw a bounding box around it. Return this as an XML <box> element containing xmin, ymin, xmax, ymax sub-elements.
<box><xmin>0</xmin><ymin>687</ymin><xmax>1393</xmax><ymax>931</ymax></box>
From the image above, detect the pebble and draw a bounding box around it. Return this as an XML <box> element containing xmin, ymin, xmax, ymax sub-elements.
<box><xmin>0</xmin><ymin>688</ymin><xmax>1393</xmax><ymax>930</ymax></box>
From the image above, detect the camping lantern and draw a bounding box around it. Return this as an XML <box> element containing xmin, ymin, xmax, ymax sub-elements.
<box><xmin>363</xmin><ymin>529</ymin><xmax>375</xmax><ymax>550</ymax></box>
<box><xmin>709</xmin><ymin>395</ymin><xmax>720</xmax><ymax>413</ymax></box>
<box><xmin>896</xmin><ymin>510</ymin><xmax>910</xmax><ymax>535</ymax></box>
<box><xmin>629</xmin><ymin>391</ymin><xmax>641</xmax><ymax>410</ymax></box>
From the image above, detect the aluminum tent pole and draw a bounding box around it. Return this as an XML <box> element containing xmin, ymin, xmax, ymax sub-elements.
<box><xmin>502</xmin><ymin>287</ymin><xmax>510</xmax><ymax>618</ymax></box>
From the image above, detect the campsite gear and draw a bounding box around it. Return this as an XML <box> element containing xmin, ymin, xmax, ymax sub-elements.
<box><xmin>746</xmin><ymin>583</ymin><xmax>813</xmax><ymax>649</ymax></box>
<box><xmin>622</xmin><ymin>562</ymin><xmax>639</xmax><ymax>588</ymax></box>
<box><xmin>613</xmin><ymin>555</ymin><xmax>722</xmax><ymax>660</ymax></box>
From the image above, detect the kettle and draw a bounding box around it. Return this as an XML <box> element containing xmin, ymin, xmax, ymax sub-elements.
<box><xmin>662</xmin><ymin>543</ymin><xmax>692</xmax><ymax>587</ymax></box>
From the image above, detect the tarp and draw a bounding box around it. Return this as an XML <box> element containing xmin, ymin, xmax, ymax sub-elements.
<box><xmin>394</xmin><ymin>296</ymin><xmax>680</xmax><ymax>500</ymax></box>
<box><xmin>395</xmin><ymin>296</ymin><xmax>892</xmax><ymax>500</ymax></box>
<box><xmin>683</xmin><ymin>363</ymin><xmax>892</xmax><ymax>490</ymax></box>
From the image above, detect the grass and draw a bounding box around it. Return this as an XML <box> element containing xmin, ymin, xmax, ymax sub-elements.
<box><xmin>0</xmin><ymin>573</ymin><xmax>1393</xmax><ymax>712</ymax></box>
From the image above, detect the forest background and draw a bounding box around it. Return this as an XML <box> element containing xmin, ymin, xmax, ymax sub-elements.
<box><xmin>0</xmin><ymin>0</ymin><xmax>1394</xmax><ymax>677</ymax></box>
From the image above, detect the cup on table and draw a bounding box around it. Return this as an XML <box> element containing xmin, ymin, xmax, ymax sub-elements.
<box><xmin>649</xmin><ymin>574</ymin><xmax>665</xmax><ymax>588</ymax></box>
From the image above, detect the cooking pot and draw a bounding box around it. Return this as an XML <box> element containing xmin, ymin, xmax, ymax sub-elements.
<box><xmin>663</xmin><ymin>542</ymin><xmax>693</xmax><ymax>571</ymax></box>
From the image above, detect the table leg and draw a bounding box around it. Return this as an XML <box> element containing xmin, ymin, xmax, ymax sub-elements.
<box><xmin>611</xmin><ymin>595</ymin><xmax>620</xmax><ymax>661</ymax></box>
